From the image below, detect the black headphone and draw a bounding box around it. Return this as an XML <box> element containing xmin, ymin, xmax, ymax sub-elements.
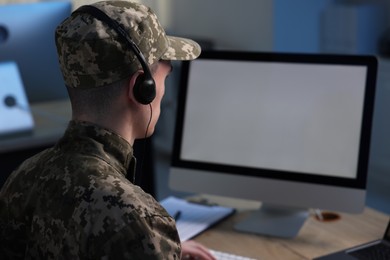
<box><xmin>74</xmin><ymin>5</ymin><xmax>156</xmax><ymax>105</ymax></box>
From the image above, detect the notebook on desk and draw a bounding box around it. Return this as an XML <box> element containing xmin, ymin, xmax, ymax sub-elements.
<box><xmin>160</xmin><ymin>196</ymin><xmax>235</xmax><ymax>241</ymax></box>
<box><xmin>314</xmin><ymin>218</ymin><xmax>390</xmax><ymax>260</ymax></box>
<box><xmin>0</xmin><ymin>62</ymin><xmax>34</xmax><ymax>138</ymax></box>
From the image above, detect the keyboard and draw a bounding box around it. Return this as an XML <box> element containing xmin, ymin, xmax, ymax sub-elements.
<box><xmin>210</xmin><ymin>249</ymin><xmax>258</xmax><ymax>260</ymax></box>
<box><xmin>349</xmin><ymin>242</ymin><xmax>390</xmax><ymax>260</ymax></box>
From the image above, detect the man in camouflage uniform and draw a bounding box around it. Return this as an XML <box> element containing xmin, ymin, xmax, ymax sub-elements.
<box><xmin>0</xmin><ymin>1</ymin><xmax>215</xmax><ymax>259</ymax></box>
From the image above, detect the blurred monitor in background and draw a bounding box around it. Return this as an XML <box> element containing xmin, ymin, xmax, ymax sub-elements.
<box><xmin>0</xmin><ymin>1</ymin><xmax>72</xmax><ymax>103</ymax></box>
<box><xmin>0</xmin><ymin>62</ymin><xmax>34</xmax><ymax>137</ymax></box>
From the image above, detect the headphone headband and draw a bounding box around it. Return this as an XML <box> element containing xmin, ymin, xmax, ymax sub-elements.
<box><xmin>74</xmin><ymin>5</ymin><xmax>156</xmax><ymax>104</ymax></box>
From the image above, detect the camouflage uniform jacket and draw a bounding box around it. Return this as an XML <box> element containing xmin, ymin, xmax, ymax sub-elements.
<box><xmin>0</xmin><ymin>120</ymin><xmax>181</xmax><ymax>259</ymax></box>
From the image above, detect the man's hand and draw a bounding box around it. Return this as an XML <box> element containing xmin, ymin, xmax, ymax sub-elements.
<box><xmin>181</xmin><ymin>240</ymin><xmax>217</xmax><ymax>260</ymax></box>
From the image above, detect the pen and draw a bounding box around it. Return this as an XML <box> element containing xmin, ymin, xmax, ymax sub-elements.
<box><xmin>173</xmin><ymin>211</ymin><xmax>181</xmax><ymax>221</ymax></box>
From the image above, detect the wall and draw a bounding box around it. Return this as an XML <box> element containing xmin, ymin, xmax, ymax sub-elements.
<box><xmin>273</xmin><ymin>0</ymin><xmax>390</xmax><ymax>54</ymax></box>
<box><xmin>273</xmin><ymin>0</ymin><xmax>335</xmax><ymax>53</ymax></box>
<box><xmin>152</xmin><ymin>0</ymin><xmax>273</xmax><ymax>52</ymax></box>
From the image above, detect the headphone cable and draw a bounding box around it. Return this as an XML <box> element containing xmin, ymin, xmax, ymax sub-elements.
<box><xmin>135</xmin><ymin>103</ymin><xmax>153</xmax><ymax>186</ymax></box>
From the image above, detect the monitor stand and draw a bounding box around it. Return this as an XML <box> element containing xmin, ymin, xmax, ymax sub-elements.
<box><xmin>234</xmin><ymin>204</ymin><xmax>309</xmax><ymax>238</ymax></box>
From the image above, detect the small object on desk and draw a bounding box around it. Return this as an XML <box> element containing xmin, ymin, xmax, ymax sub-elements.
<box><xmin>313</xmin><ymin>209</ymin><xmax>324</xmax><ymax>221</ymax></box>
<box><xmin>210</xmin><ymin>249</ymin><xmax>259</xmax><ymax>260</ymax></box>
<box><xmin>160</xmin><ymin>196</ymin><xmax>235</xmax><ymax>241</ymax></box>
<box><xmin>187</xmin><ymin>197</ymin><xmax>219</xmax><ymax>206</ymax></box>
<box><xmin>312</xmin><ymin>209</ymin><xmax>341</xmax><ymax>222</ymax></box>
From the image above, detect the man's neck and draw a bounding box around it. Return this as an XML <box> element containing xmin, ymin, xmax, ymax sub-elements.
<box><xmin>72</xmin><ymin>115</ymin><xmax>136</xmax><ymax>146</ymax></box>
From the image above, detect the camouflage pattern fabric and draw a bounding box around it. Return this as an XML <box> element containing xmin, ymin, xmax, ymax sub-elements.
<box><xmin>0</xmin><ymin>121</ymin><xmax>181</xmax><ymax>259</ymax></box>
<box><xmin>55</xmin><ymin>0</ymin><xmax>201</xmax><ymax>89</ymax></box>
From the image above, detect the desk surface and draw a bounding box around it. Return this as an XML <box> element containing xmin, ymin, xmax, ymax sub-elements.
<box><xmin>192</xmin><ymin>195</ymin><xmax>389</xmax><ymax>260</ymax></box>
<box><xmin>0</xmin><ymin>99</ymin><xmax>71</xmax><ymax>153</ymax></box>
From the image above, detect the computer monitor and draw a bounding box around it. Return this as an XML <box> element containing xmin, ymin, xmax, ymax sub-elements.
<box><xmin>169</xmin><ymin>50</ymin><xmax>378</xmax><ymax>238</ymax></box>
<box><xmin>0</xmin><ymin>1</ymin><xmax>72</xmax><ymax>103</ymax></box>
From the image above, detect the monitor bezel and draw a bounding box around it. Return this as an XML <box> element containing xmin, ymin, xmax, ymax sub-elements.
<box><xmin>171</xmin><ymin>50</ymin><xmax>378</xmax><ymax>190</ymax></box>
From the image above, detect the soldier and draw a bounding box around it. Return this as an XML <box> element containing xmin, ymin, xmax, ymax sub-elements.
<box><xmin>0</xmin><ymin>1</ymin><xmax>216</xmax><ymax>259</ymax></box>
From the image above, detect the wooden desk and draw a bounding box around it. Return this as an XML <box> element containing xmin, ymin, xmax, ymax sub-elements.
<box><xmin>192</xmin><ymin>195</ymin><xmax>389</xmax><ymax>260</ymax></box>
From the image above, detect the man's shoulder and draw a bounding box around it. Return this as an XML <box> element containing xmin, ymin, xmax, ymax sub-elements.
<box><xmin>88</xmin><ymin>176</ymin><xmax>166</xmax><ymax>217</ymax></box>
<box><xmin>84</xmin><ymin>180</ymin><xmax>180</xmax><ymax>258</ymax></box>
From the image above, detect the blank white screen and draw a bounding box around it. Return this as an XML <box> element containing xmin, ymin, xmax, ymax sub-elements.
<box><xmin>180</xmin><ymin>60</ymin><xmax>368</xmax><ymax>178</ymax></box>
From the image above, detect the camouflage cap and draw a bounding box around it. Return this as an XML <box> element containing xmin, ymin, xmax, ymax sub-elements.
<box><xmin>55</xmin><ymin>0</ymin><xmax>201</xmax><ymax>88</ymax></box>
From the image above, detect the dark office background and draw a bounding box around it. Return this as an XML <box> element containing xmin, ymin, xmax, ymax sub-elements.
<box><xmin>1</xmin><ymin>0</ymin><xmax>390</xmax><ymax>214</ymax></box>
<box><xmin>150</xmin><ymin>0</ymin><xmax>390</xmax><ymax>215</ymax></box>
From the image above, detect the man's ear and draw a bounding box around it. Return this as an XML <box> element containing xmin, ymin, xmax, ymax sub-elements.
<box><xmin>127</xmin><ymin>70</ymin><xmax>143</xmax><ymax>102</ymax></box>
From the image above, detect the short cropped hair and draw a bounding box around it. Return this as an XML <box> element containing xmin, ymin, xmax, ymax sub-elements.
<box><xmin>67</xmin><ymin>61</ymin><xmax>159</xmax><ymax>119</ymax></box>
<box><xmin>67</xmin><ymin>77</ymin><xmax>128</xmax><ymax>119</ymax></box>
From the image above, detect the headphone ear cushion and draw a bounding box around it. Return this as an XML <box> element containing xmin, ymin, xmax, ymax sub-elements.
<box><xmin>133</xmin><ymin>74</ymin><xmax>156</xmax><ymax>105</ymax></box>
